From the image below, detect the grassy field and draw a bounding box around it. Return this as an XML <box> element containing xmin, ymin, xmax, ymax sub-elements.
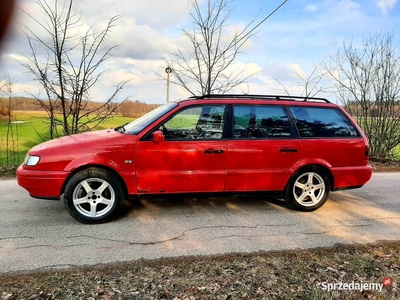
<box><xmin>0</xmin><ymin>111</ymin><xmax>133</xmax><ymax>167</ymax></box>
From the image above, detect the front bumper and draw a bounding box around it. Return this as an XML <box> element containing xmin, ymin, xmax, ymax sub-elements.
<box><xmin>17</xmin><ymin>165</ymin><xmax>69</xmax><ymax>200</ymax></box>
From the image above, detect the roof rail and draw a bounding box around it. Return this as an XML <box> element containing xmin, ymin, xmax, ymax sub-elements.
<box><xmin>190</xmin><ymin>94</ymin><xmax>330</xmax><ymax>103</ymax></box>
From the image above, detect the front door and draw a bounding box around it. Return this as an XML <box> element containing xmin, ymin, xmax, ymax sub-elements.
<box><xmin>136</xmin><ymin>105</ymin><xmax>227</xmax><ymax>194</ymax></box>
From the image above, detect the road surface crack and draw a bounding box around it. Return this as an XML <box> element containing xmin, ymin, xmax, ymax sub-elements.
<box><xmin>67</xmin><ymin>223</ymin><xmax>297</xmax><ymax>246</ymax></box>
<box><xmin>0</xmin><ymin>236</ymin><xmax>33</xmax><ymax>241</ymax></box>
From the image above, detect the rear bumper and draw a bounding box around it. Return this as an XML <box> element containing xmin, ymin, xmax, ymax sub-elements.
<box><xmin>17</xmin><ymin>165</ymin><xmax>69</xmax><ymax>200</ymax></box>
<box><xmin>331</xmin><ymin>165</ymin><xmax>373</xmax><ymax>190</ymax></box>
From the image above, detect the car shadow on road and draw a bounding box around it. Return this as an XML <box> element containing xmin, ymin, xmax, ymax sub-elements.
<box><xmin>119</xmin><ymin>193</ymin><xmax>287</xmax><ymax>219</ymax></box>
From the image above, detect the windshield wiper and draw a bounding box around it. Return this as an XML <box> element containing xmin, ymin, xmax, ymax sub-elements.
<box><xmin>114</xmin><ymin>122</ymin><xmax>129</xmax><ymax>133</ymax></box>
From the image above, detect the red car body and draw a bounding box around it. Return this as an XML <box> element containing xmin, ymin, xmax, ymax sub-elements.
<box><xmin>17</xmin><ymin>95</ymin><xmax>373</xmax><ymax>223</ymax></box>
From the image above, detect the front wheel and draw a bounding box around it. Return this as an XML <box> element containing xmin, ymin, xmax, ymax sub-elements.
<box><xmin>284</xmin><ymin>167</ymin><xmax>330</xmax><ymax>211</ymax></box>
<box><xmin>64</xmin><ymin>168</ymin><xmax>125</xmax><ymax>224</ymax></box>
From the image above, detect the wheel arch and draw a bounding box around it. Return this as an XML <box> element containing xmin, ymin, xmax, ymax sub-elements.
<box><xmin>60</xmin><ymin>164</ymin><xmax>129</xmax><ymax>197</ymax></box>
<box><xmin>291</xmin><ymin>164</ymin><xmax>334</xmax><ymax>191</ymax></box>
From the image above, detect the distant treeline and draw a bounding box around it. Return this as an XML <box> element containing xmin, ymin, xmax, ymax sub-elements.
<box><xmin>0</xmin><ymin>97</ymin><xmax>161</xmax><ymax>118</ymax></box>
<box><xmin>344</xmin><ymin>103</ymin><xmax>400</xmax><ymax>117</ymax></box>
<box><xmin>118</xmin><ymin>100</ymin><xmax>161</xmax><ymax>118</ymax></box>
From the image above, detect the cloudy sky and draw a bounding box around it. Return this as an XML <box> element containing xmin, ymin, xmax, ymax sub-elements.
<box><xmin>1</xmin><ymin>0</ymin><xmax>399</xmax><ymax>104</ymax></box>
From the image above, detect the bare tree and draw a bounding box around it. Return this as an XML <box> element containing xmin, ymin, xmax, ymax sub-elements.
<box><xmin>0</xmin><ymin>75</ymin><xmax>20</xmax><ymax>166</ymax></box>
<box><xmin>164</xmin><ymin>0</ymin><xmax>288</xmax><ymax>96</ymax></box>
<box><xmin>20</xmin><ymin>0</ymin><xmax>128</xmax><ymax>137</ymax></box>
<box><xmin>0</xmin><ymin>80</ymin><xmax>5</xmax><ymax>117</ymax></box>
<box><xmin>272</xmin><ymin>63</ymin><xmax>332</xmax><ymax>98</ymax></box>
<box><xmin>323</xmin><ymin>32</ymin><xmax>400</xmax><ymax>160</ymax></box>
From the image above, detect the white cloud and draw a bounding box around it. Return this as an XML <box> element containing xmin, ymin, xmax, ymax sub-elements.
<box><xmin>7</xmin><ymin>53</ymin><xmax>29</xmax><ymax>64</ymax></box>
<box><xmin>378</xmin><ymin>0</ymin><xmax>398</xmax><ymax>14</ymax></box>
<box><xmin>261</xmin><ymin>63</ymin><xmax>305</xmax><ymax>82</ymax></box>
<box><xmin>305</xmin><ymin>5</ymin><xmax>318</xmax><ymax>12</ymax></box>
<box><xmin>338</xmin><ymin>0</ymin><xmax>361</xmax><ymax>11</ymax></box>
<box><xmin>78</xmin><ymin>0</ymin><xmax>190</xmax><ymax>29</ymax></box>
<box><xmin>106</xmin><ymin>17</ymin><xmax>177</xmax><ymax>60</ymax></box>
<box><xmin>104</xmin><ymin>58</ymin><xmax>163</xmax><ymax>87</ymax></box>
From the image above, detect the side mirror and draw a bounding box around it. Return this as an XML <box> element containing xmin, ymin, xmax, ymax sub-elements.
<box><xmin>152</xmin><ymin>130</ymin><xmax>165</xmax><ymax>143</ymax></box>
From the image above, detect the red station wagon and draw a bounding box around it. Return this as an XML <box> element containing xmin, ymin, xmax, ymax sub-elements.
<box><xmin>17</xmin><ymin>95</ymin><xmax>373</xmax><ymax>223</ymax></box>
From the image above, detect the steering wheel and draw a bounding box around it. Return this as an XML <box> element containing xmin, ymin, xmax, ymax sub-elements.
<box><xmin>160</xmin><ymin>124</ymin><xmax>168</xmax><ymax>134</ymax></box>
<box><xmin>196</xmin><ymin>125</ymin><xmax>203</xmax><ymax>134</ymax></box>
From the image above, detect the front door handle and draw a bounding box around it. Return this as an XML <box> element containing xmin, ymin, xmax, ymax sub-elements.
<box><xmin>280</xmin><ymin>148</ymin><xmax>298</xmax><ymax>153</ymax></box>
<box><xmin>204</xmin><ymin>148</ymin><xmax>224</xmax><ymax>154</ymax></box>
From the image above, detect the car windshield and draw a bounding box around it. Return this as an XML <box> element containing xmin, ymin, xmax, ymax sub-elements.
<box><xmin>116</xmin><ymin>102</ymin><xmax>178</xmax><ymax>134</ymax></box>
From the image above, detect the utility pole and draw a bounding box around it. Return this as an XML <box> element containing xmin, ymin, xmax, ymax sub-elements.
<box><xmin>165</xmin><ymin>66</ymin><xmax>172</xmax><ymax>103</ymax></box>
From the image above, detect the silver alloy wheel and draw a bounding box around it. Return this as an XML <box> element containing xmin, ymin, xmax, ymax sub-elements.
<box><xmin>292</xmin><ymin>172</ymin><xmax>326</xmax><ymax>207</ymax></box>
<box><xmin>72</xmin><ymin>177</ymin><xmax>115</xmax><ymax>218</ymax></box>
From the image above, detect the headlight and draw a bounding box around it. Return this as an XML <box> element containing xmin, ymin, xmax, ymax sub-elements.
<box><xmin>24</xmin><ymin>154</ymin><xmax>40</xmax><ymax>166</ymax></box>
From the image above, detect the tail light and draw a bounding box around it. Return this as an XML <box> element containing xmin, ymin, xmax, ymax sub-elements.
<box><xmin>365</xmin><ymin>146</ymin><xmax>370</xmax><ymax>160</ymax></box>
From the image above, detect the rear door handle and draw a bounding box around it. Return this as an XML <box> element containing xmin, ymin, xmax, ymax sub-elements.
<box><xmin>280</xmin><ymin>148</ymin><xmax>298</xmax><ymax>153</ymax></box>
<box><xmin>204</xmin><ymin>149</ymin><xmax>224</xmax><ymax>154</ymax></box>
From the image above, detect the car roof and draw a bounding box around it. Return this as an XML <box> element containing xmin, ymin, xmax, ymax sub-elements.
<box><xmin>172</xmin><ymin>94</ymin><xmax>334</xmax><ymax>106</ymax></box>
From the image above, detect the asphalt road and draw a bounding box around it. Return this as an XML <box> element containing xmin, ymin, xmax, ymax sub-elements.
<box><xmin>0</xmin><ymin>173</ymin><xmax>399</xmax><ymax>273</ymax></box>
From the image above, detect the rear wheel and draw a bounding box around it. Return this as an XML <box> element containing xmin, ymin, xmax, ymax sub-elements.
<box><xmin>284</xmin><ymin>167</ymin><xmax>330</xmax><ymax>211</ymax></box>
<box><xmin>64</xmin><ymin>168</ymin><xmax>125</xmax><ymax>224</ymax></box>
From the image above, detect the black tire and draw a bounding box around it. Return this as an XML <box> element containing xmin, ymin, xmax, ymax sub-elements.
<box><xmin>63</xmin><ymin>168</ymin><xmax>125</xmax><ymax>224</ymax></box>
<box><xmin>284</xmin><ymin>166</ymin><xmax>330</xmax><ymax>211</ymax></box>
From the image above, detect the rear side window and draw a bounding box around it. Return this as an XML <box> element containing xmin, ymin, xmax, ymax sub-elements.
<box><xmin>288</xmin><ymin>107</ymin><xmax>360</xmax><ymax>138</ymax></box>
<box><xmin>233</xmin><ymin>105</ymin><xmax>291</xmax><ymax>138</ymax></box>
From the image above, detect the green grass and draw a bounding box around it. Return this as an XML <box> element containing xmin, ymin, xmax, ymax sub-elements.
<box><xmin>0</xmin><ymin>111</ymin><xmax>133</xmax><ymax>167</ymax></box>
<box><xmin>393</xmin><ymin>145</ymin><xmax>400</xmax><ymax>160</ymax></box>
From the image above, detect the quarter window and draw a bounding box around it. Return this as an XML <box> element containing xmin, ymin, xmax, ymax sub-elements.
<box><xmin>158</xmin><ymin>105</ymin><xmax>226</xmax><ymax>140</ymax></box>
<box><xmin>288</xmin><ymin>107</ymin><xmax>360</xmax><ymax>137</ymax></box>
<box><xmin>233</xmin><ymin>105</ymin><xmax>291</xmax><ymax>138</ymax></box>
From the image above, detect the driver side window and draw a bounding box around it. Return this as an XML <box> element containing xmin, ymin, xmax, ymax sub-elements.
<box><xmin>159</xmin><ymin>105</ymin><xmax>226</xmax><ymax>140</ymax></box>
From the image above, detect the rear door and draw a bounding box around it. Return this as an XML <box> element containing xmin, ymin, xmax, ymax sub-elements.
<box><xmin>136</xmin><ymin>104</ymin><xmax>227</xmax><ymax>193</ymax></box>
<box><xmin>288</xmin><ymin>106</ymin><xmax>365</xmax><ymax>165</ymax></box>
<box><xmin>288</xmin><ymin>106</ymin><xmax>371</xmax><ymax>188</ymax></box>
<box><xmin>225</xmin><ymin>105</ymin><xmax>302</xmax><ymax>191</ymax></box>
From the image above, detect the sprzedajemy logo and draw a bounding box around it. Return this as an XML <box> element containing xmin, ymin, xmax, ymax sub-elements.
<box><xmin>321</xmin><ymin>277</ymin><xmax>392</xmax><ymax>293</ymax></box>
